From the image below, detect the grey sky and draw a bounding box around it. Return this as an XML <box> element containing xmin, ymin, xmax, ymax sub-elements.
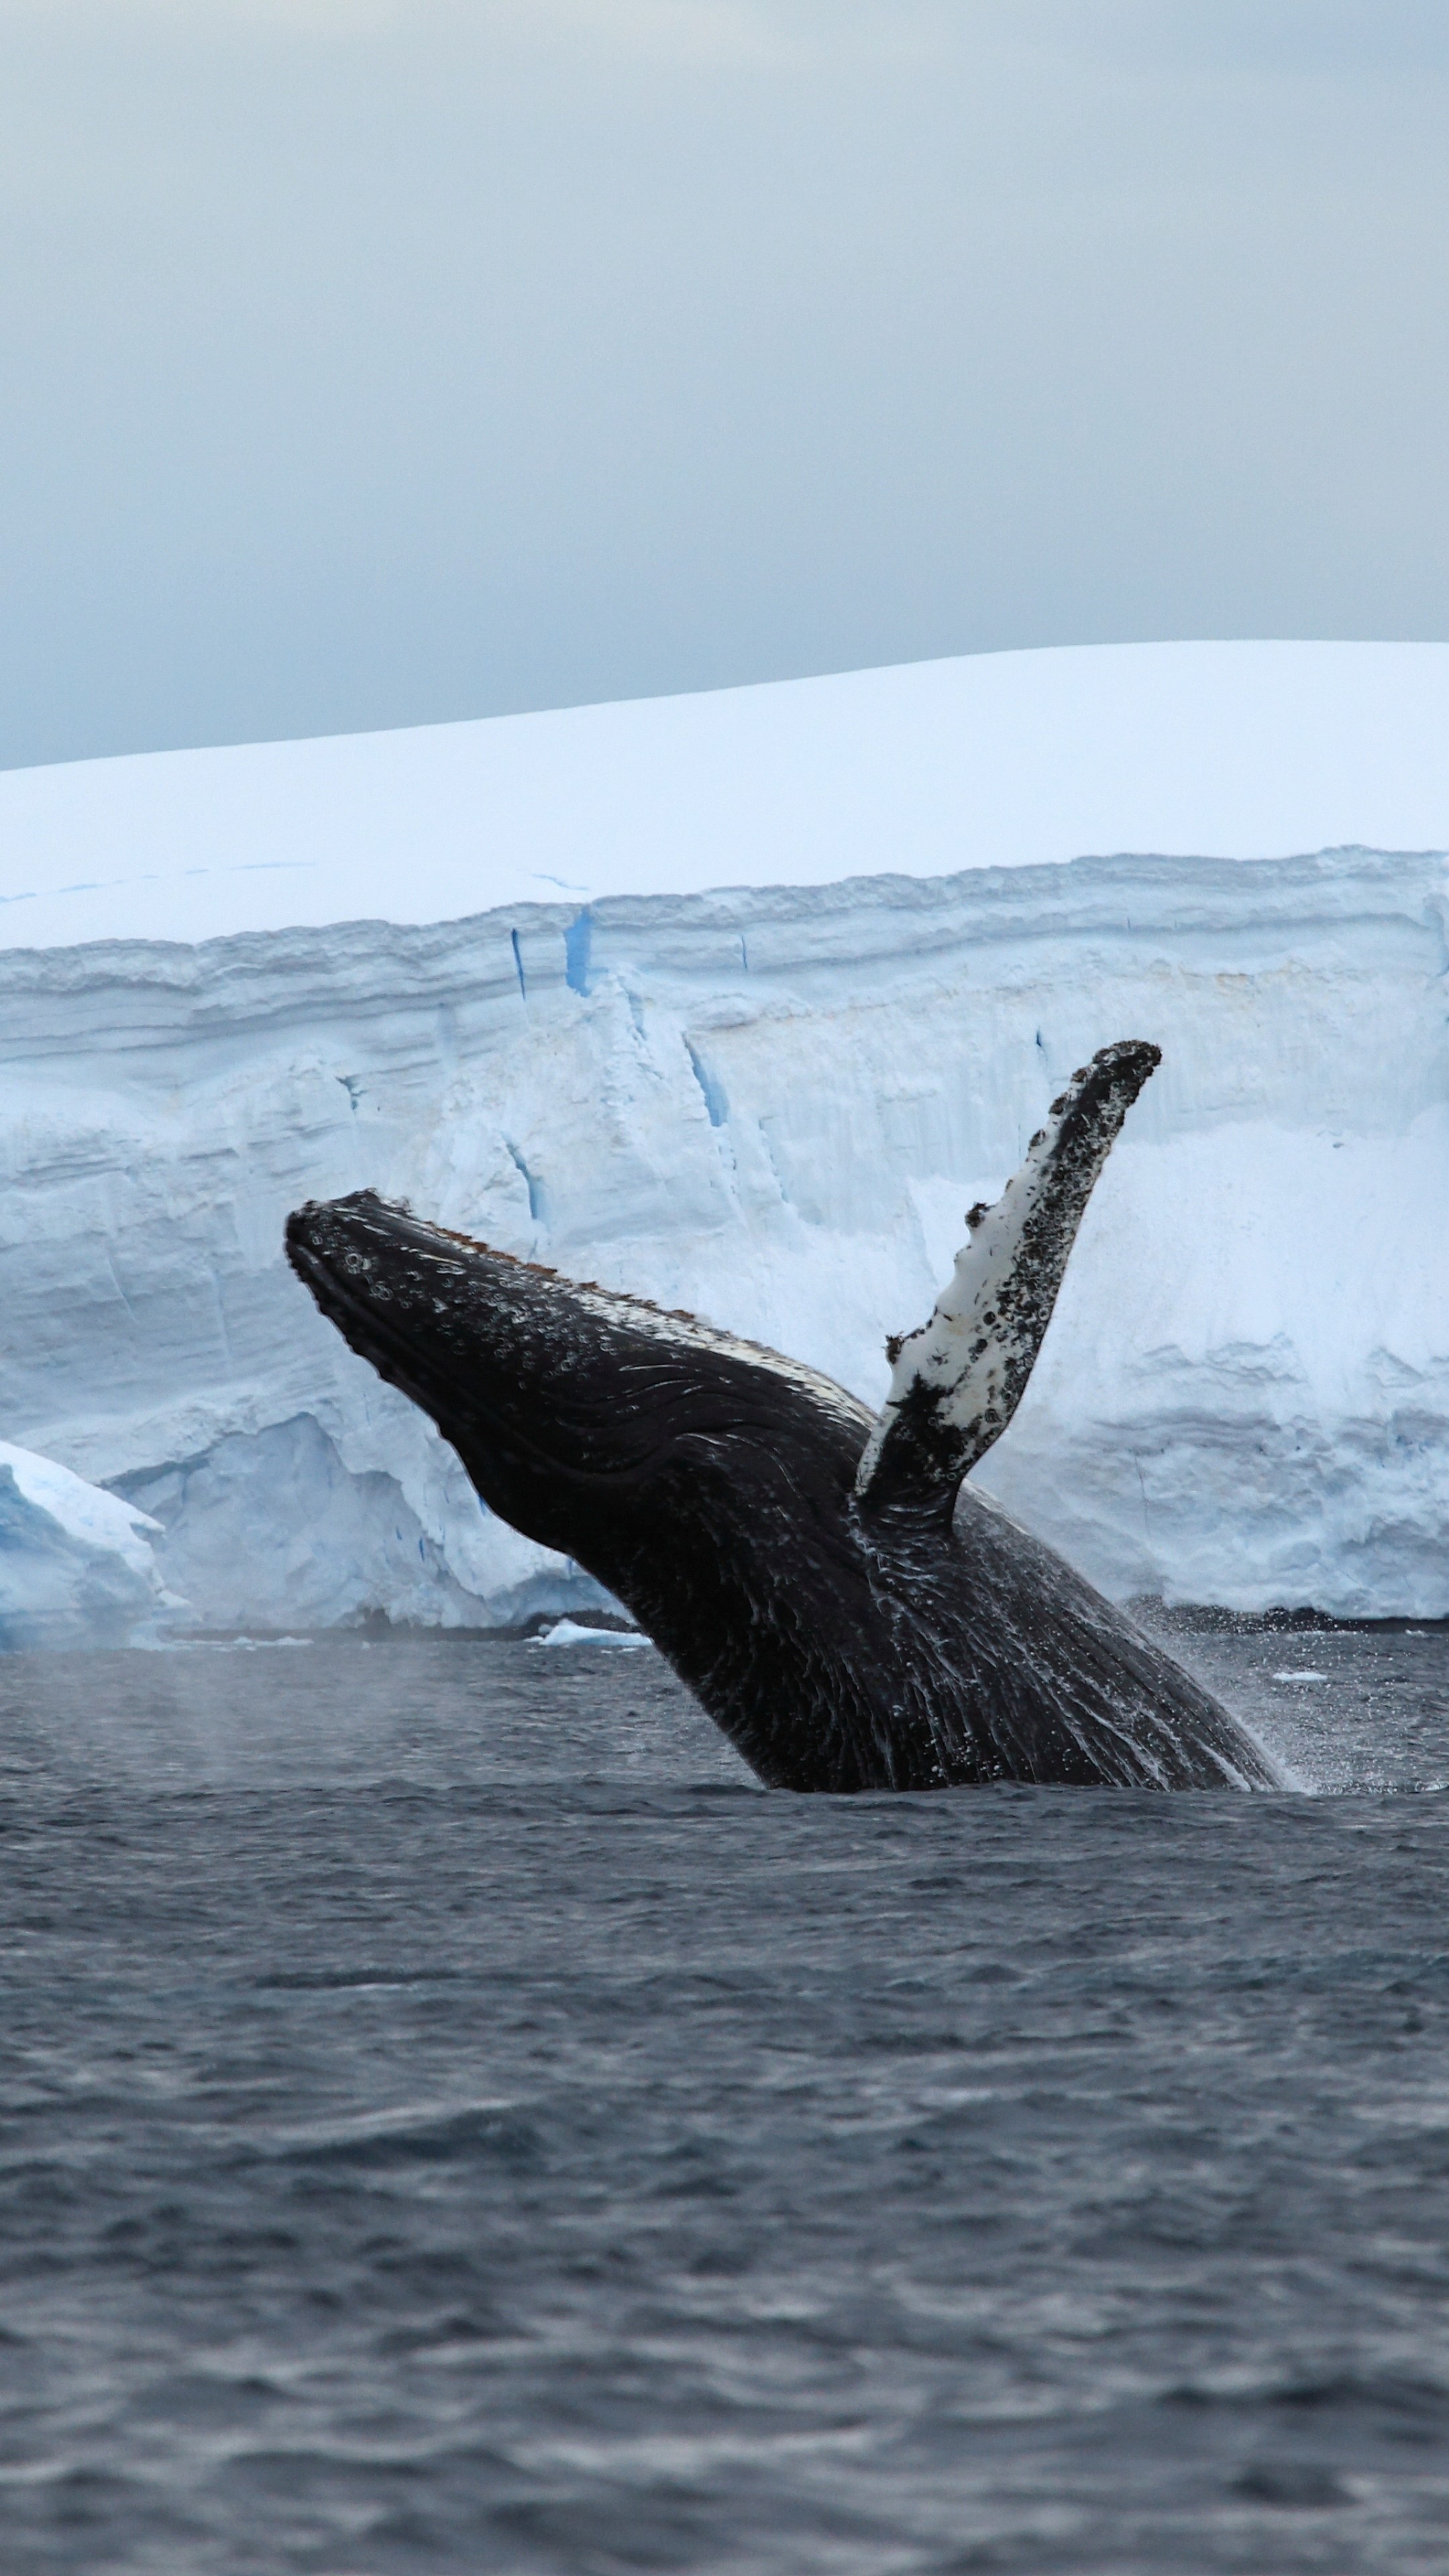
<box><xmin>2</xmin><ymin>0</ymin><xmax>1446</xmax><ymax>769</ymax></box>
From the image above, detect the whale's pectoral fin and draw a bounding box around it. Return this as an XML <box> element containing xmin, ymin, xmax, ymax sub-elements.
<box><xmin>855</xmin><ymin>1039</ymin><xmax>1161</xmax><ymax>1514</ymax></box>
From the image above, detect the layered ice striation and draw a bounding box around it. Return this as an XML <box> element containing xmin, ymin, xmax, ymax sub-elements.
<box><xmin>3</xmin><ymin>840</ymin><xmax>1449</xmax><ymax>1635</ymax></box>
<box><xmin>0</xmin><ymin>1440</ymin><xmax>176</xmax><ymax>1650</ymax></box>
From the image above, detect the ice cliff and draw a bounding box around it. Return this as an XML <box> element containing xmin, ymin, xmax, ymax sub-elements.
<box><xmin>4</xmin><ymin>836</ymin><xmax>1449</xmax><ymax>1630</ymax></box>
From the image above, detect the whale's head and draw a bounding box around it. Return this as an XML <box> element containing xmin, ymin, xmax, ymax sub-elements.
<box><xmin>285</xmin><ymin>1189</ymin><xmax>875</xmax><ymax>1653</ymax></box>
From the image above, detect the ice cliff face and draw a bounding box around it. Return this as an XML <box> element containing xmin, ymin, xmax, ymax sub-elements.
<box><xmin>3</xmin><ymin>841</ymin><xmax>1448</xmax><ymax>1632</ymax></box>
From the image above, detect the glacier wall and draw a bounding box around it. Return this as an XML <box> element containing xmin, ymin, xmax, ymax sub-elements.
<box><xmin>3</xmin><ymin>841</ymin><xmax>1448</xmax><ymax>1629</ymax></box>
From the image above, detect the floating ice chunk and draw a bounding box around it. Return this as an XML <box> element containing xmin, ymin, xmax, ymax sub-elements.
<box><xmin>0</xmin><ymin>1441</ymin><xmax>184</xmax><ymax>1651</ymax></box>
<box><xmin>533</xmin><ymin>1619</ymin><xmax>648</xmax><ymax>1649</ymax></box>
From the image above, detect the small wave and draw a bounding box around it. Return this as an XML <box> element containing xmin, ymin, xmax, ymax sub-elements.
<box><xmin>253</xmin><ymin>1966</ymin><xmax>469</xmax><ymax>1992</ymax></box>
<box><xmin>165</xmin><ymin>1635</ymin><xmax>317</xmax><ymax>1654</ymax></box>
<box><xmin>264</xmin><ymin>2100</ymin><xmax>539</xmax><ymax>2171</ymax></box>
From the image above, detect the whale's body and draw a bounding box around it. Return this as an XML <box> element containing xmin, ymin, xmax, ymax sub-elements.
<box><xmin>287</xmin><ymin>1044</ymin><xmax>1283</xmax><ymax>1790</ymax></box>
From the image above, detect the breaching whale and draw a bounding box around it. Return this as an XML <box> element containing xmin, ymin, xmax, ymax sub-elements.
<box><xmin>286</xmin><ymin>1041</ymin><xmax>1282</xmax><ymax>1790</ymax></box>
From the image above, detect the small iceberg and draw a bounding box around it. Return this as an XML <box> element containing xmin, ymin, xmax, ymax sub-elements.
<box><xmin>0</xmin><ymin>1441</ymin><xmax>184</xmax><ymax>1650</ymax></box>
<box><xmin>532</xmin><ymin>1618</ymin><xmax>648</xmax><ymax>1650</ymax></box>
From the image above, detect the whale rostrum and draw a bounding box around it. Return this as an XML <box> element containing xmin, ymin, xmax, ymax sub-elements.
<box><xmin>286</xmin><ymin>1042</ymin><xmax>1284</xmax><ymax>1791</ymax></box>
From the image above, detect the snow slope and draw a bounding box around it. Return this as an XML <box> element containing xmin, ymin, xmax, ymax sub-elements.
<box><xmin>3</xmin><ymin>640</ymin><xmax>1448</xmax><ymax>951</ymax></box>
<box><xmin>3</xmin><ymin>817</ymin><xmax>1449</xmax><ymax>1627</ymax></box>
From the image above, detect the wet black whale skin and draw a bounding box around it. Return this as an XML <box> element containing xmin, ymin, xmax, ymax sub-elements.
<box><xmin>286</xmin><ymin>1193</ymin><xmax>1279</xmax><ymax>1792</ymax></box>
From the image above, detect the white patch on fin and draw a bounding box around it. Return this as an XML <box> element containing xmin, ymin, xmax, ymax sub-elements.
<box><xmin>855</xmin><ymin>1040</ymin><xmax>1161</xmax><ymax>1510</ymax></box>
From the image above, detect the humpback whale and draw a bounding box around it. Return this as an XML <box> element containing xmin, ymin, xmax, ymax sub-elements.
<box><xmin>286</xmin><ymin>1042</ymin><xmax>1282</xmax><ymax>1791</ymax></box>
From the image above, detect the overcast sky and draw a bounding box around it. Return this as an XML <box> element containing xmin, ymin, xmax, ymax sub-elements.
<box><xmin>2</xmin><ymin>0</ymin><xmax>1446</xmax><ymax>769</ymax></box>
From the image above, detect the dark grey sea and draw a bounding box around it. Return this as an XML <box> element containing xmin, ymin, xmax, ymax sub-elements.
<box><xmin>2</xmin><ymin>1621</ymin><xmax>1448</xmax><ymax>2573</ymax></box>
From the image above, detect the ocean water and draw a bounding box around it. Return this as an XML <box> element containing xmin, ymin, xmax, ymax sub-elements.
<box><xmin>2</xmin><ymin>1623</ymin><xmax>1448</xmax><ymax>2574</ymax></box>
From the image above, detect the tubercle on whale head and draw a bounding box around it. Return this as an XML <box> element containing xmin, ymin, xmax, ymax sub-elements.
<box><xmin>286</xmin><ymin>1191</ymin><xmax>702</xmax><ymax>1335</ymax></box>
